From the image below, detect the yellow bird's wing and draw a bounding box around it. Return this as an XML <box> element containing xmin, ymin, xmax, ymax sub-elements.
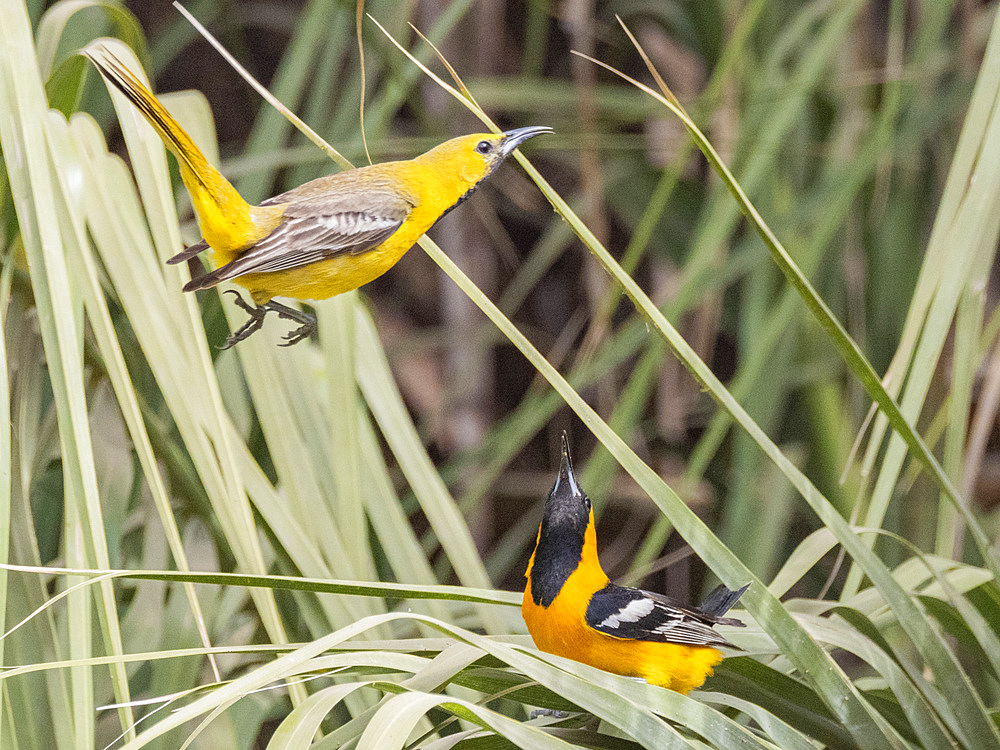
<box><xmin>183</xmin><ymin>187</ymin><xmax>413</xmax><ymax>291</ymax></box>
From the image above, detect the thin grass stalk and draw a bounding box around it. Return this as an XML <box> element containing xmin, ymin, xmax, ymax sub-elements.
<box><xmin>939</xmin><ymin>287</ymin><xmax>982</xmax><ymax>556</ymax></box>
<box><xmin>0</xmin><ymin>563</ymin><xmax>521</xmax><ymax>610</ymax></box>
<box><xmin>0</xmin><ymin>221</ymin><xmax>11</xmax><ymax>744</ymax></box>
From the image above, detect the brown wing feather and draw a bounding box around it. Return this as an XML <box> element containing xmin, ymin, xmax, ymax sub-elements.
<box><xmin>183</xmin><ymin>187</ymin><xmax>413</xmax><ymax>291</ymax></box>
<box><xmin>167</xmin><ymin>240</ymin><xmax>210</xmax><ymax>265</ymax></box>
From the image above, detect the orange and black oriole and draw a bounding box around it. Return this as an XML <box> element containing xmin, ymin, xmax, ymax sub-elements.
<box><xmin>84</xmin><ymin>45</ymin><xmax>550</xmax><ymax>348</ymax></box>
<box><xmin>523</xmin><ymin>436</ymin><xmax>749</xmax><ymax>693</ymax></box>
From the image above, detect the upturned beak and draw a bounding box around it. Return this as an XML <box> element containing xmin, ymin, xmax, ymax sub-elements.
<box><xmin>499</xmin><ymin>125</ymin><xmax>553</xmax><ymax>157</ymax></box>
<box><xmin>550</xmin><ymin>431</ymin><xmax>582</xmax><ymax>499</ymax></box>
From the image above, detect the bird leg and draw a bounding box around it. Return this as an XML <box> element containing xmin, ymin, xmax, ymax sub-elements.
<box><xmin>219</xmin><ymin>291</ymin><xmax>267</xmax><ymax>349</ymax></box>
<box><xmin>218</xmin><ymin>291</ymin><xmax>316</xmax><ymax>349</ymax></box>
<box><xmin>264</xmin><ymin>300</ymin><xmax>317</xmax><ymax>347</ymax></box>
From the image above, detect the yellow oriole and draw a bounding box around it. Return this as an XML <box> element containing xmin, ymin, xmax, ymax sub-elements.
<box><xmin>84</xmin><ymin>46</ymin><xmax>550</xmax><ymax>348</ymax></box>
<box><xmin>523</xmin><ymin>435</ymin><xmax>749</xmax><ymax>693</ymax></box>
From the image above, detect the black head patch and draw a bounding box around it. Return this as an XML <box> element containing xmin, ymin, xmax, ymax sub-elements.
<box><xmin>529</xmin><ymin>434</ymin><xmax>592</xmax><ymax>607</ymax></box>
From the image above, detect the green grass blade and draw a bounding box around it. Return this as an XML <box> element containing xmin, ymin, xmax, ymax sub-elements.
<box><xmin>0</xmin><ymin>203</ymin><xmax>12</xmax><ymax>750</ymax></box>
<box><xmin>0</xmin><ymin>5</ymin><xmax>135</xmax><ymax>736</ymax></box>
<box><xmin>46</xmin><ymin>107</ymin><xmax>222</xmax><ymax>682</ymax></box>
<box><xmin>321</xmin><ymin>293</ymin><xmax>375</xmax><ymax>584</ymax></box>
<box><xmin>576</xmin><ymin>34</ymin><xmax>997</xmax><ymax>575</ymax></box>
<box><xmin>847</xmin><ymin>5</ymin><xmax>1000</xmax><ymax>592</ymax></box>
<box><xmin>355</xmin><ymin>307</ymin><xmax>503</xmax><ymax>631</ymax></box>
<box><xmin>0</xmin><ymin>564</ymin><xmax>521</xmax><ymax>607</ymax></box>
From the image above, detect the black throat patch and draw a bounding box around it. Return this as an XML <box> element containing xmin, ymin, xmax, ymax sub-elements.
<box><xmin>436</xmin><ymin>160</ymin><xmax>503</xmax><ymax>223</ymax></box>
<box><xmin>529</xmin><ymin>515</ymin><xmax>586</xmax><ymax>607</ymax></box>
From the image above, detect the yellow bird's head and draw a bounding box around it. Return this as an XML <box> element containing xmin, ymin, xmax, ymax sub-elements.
<box><xmin>413</xmin><ymin>126</ymin><xmax>552</xmax><ymax>206</ymax></box>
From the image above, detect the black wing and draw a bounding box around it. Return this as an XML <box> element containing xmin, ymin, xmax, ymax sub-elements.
<box><xmin>183</xmin><ymin>188</ymin><xmax>412</xmax><ymax>291</ymax></box>
<box><xmin>585</xmin><ymin>582</ymin><xmax>748</xmax><ymax>647</ymax></box>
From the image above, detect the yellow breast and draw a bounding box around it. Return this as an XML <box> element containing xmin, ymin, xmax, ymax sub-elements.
<box><xmin>228</xmin><ymin>159</ymin><xmax>477</xmax><ymax>304</ymax></box>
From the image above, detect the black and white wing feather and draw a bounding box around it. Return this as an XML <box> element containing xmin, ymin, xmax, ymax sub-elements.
<box><xmin>585</xmin><ymin>582</ymin><xmax>747</xmax><ymax>648</ymax></box>
<box><xmin>183</xmin><ymin>187</ymin><xmax>413</xmax><ymax>291</ymax></box>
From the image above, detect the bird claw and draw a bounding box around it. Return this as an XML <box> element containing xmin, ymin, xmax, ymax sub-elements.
<box><xmin>218</xmin><ymin>291</ymin><xmax>268</xmax><ymax>349</ymax></box>
<box><xmin>217</xmin><ymin>292</ymin><xmax>316</xmax><ymax>348</ymax></box>
<box><xmin>278</xmin><ymin>321</ymin><xmax>316</xmax><ymax>347</ymax></box>
<box><xmin>223</xmin><ymin>289</ymin><xmax>256</xmax><ymax>314</ymax></box>
<box><xmin>218</xmin><ymin>320</ymin><xmax>263</xmax><ymax>350</ymax></box>
<box><xmin>267</xmin><ymin>301</ymin><xmax>317</xmax><ymax>347</ymax></box>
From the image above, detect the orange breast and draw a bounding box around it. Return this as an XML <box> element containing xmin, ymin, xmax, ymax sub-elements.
<box><xmin>522</xmin><ymin>567</ymin><xmax>723</xmax><ymax>694</ymax></box>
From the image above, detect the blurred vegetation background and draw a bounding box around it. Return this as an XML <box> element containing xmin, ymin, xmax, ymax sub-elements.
<box><xmin>107</xmin><ymin>0</ymin><xmax>1000</xmax><ymax>591</ymax></box>
<box><xmin>4</xmin><ymin>0</ymin><xmax>1000</xmax><ymax>747</ymax></box>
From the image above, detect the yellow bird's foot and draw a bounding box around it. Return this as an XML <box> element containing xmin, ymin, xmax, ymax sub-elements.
<box><xmin>218</xmin><ymin>291</ymin><xmax>316</xmax><ymax>349</ymax></box>
<box><xmin>265</xmin><ymin>300</ymin><xmax>317</xmax><ymax>347</ymax></box>
<box><xmin>219</xmin><ymin>291</ymin><xmax>267</xmax><ymax>349</ymax></box>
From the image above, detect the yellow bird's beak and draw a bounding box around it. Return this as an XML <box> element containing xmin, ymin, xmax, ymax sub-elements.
<box><xmin>499</xmin><ymin>126</ymin><xmax>553</xmax><ymax>157</ymax></box>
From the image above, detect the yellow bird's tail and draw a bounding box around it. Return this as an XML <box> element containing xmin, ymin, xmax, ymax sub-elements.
<box><xmin>84</xmin><ymin>45</ymin><xmax>276</xmax><ymax>255</ymax></box>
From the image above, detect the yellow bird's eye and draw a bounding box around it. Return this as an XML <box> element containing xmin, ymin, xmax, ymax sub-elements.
<box><xmin>475</xmin><ymin>140</ymin><xmax>492</xmax><ymax>154</ymax></box>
